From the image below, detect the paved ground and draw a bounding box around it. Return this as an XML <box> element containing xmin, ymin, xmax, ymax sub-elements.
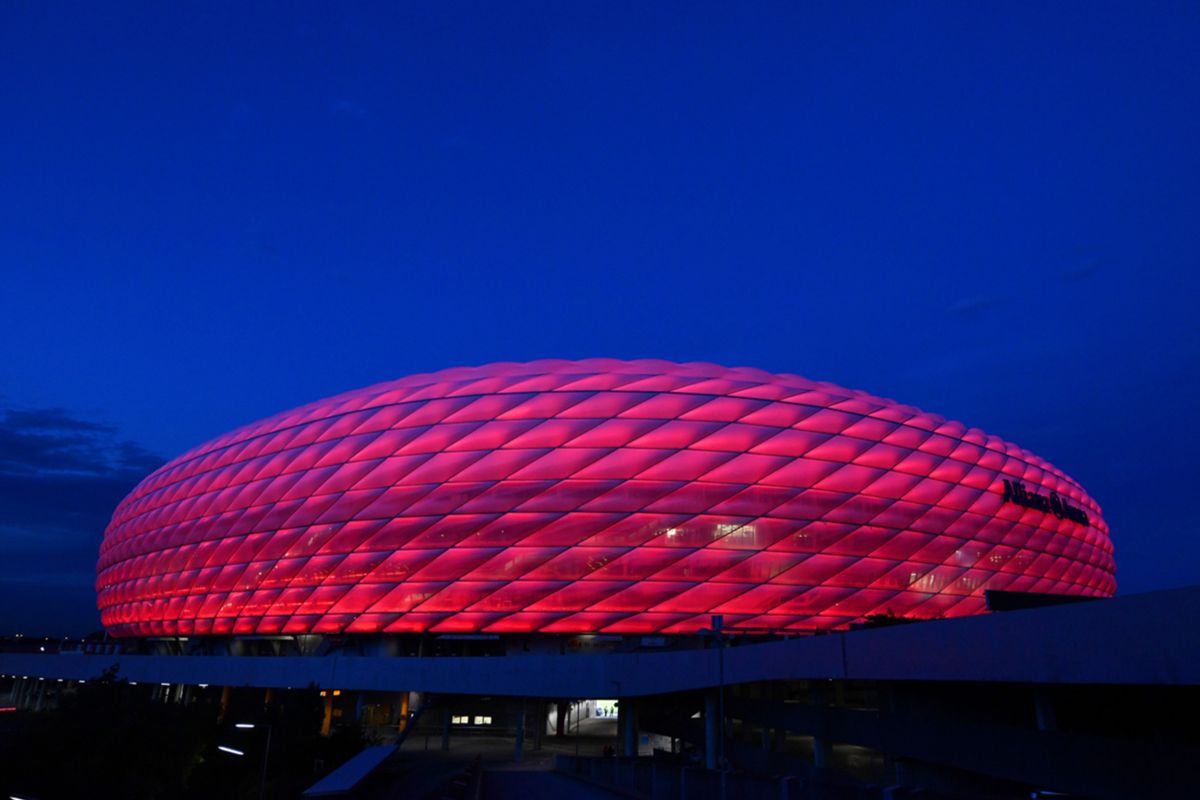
<box><xmin>358</xmin><ymin>725</ymin><xmax>625</xmax><ymax>799</ymax></box>
<box><xmin>483</xmin><ymin>770</ymin><xmax>622</xmax><ymax>799</ymax></box>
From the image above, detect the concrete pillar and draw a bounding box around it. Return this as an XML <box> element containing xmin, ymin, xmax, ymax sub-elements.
<box><xmin>398</xmin><ymin>691</ymin><xmax>410</xmax><ymax>733</ymax></box>
<box><xmin>812</xmin><ymin>682</ymin><xmax>832</xmax><ymax>770</ymax></box>
<box><xmin>1034</xmin><ymin>689</ymin><xmax>1057</xmax><ymax>732</ymax></box>
<box><xmin>320</xmin><ymin>692</ymin><xmax>334</xmax><ymax>737</ymax></box>
<box><xmin>555</xmin><ymin>699</ymin><xmax>567</xmax><ymax>737</ymax></box>
<box><xmin>813</xmin><ymin>736</ymin><xmax>832</xmax><ymax>769</ymax></box>
<box><xmin>533</xmin><ymin>699</ymin><xmax>545</xmax><ymax>751</ymax></box>
<box><xmin>388</xmin><ymin>696</ymin><xmax>401</xmax><ymax>726</ymax></box>
<box><xmin>620</xmin><ymin>698</ymin><xmax>637</xmax><ymax>757</ymax></box>
<box><xmin>514</xmin><ymin>700</ymin><xmax>526</xmax><ymax>762</ymax></box>
<box><xmin>218</xmin><ymin>686</ymin><xmax>231</xmax><ymax>722</ymax></box>
<box><xmin>33</xmin><ymin>680</ymin><xmax>46</xmax><ymax>712</ymax></box>
<box><xmin>704</xmin><ymin>691</ymin><xmax>718</xmax><ymax>769</ymax></box>
<box><xmin>355</xmin><ymin>693</ymin><xmax>366</xmax><ymax>722</ymax></box>
<box><xmin>441</xmin><ymin>707</ymin><xmax>452</xmax><ymax>751</ymax></box>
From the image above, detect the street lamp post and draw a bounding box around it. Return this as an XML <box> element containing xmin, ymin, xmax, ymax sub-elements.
<box><xmin>713</xmin><ymin>614</ymin><xmax>725</xmax><ymax>771</ymax></box>
<box><xmin>699</xmin><ymin>616</ymin><xmax>726</xmax><ymax>774</ymax></box>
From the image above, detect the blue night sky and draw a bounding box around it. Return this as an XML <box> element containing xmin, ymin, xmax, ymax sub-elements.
<box><xmin>1</xmin><ymin>2</ymin><xmax>1197</xmax><ymax>634</ymax></box>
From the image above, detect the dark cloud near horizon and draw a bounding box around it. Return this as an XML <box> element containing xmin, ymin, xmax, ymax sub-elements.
<box><xmin>0</xmin><ymin>406</ymin><xmax>162</xmax><ymax>634</ymax></box>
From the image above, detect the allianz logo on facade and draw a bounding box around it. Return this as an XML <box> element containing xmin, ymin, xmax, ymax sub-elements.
<box><xmin>1001</xmin><ymin>479</ymin><xmax>1089</xmax><ymax>527</ymax></box>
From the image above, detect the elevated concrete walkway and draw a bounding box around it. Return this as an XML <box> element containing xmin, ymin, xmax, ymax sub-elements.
<box><xmin>3</xmin><ymin>587</ymin><xmax>1197</xmax><ymax>695</ymax></box>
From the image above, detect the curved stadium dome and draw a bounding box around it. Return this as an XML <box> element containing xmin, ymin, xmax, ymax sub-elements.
<box><xmin>96</xmin><ymin>359</ymin><xmax>1115</xmax><ymax>637</ymax></box>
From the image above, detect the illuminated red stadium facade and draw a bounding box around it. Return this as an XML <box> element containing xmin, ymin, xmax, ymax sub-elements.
<box><xmin>96</xmin><ymin>359</ymin><xmax>1115</xmax><ymax>638</ymax></box>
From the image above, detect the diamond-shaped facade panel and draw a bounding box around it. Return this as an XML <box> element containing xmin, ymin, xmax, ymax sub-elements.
<box><xmin>96</xmin><ymin>359</ymin><xmax>1116</xmax><ymax>637</ymax></box>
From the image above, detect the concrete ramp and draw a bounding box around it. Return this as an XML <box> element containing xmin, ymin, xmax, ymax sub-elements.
<box><xmin>302</xmin><ymin>745</ymin><xmax>396</xmax><ymax>797</ymax></box>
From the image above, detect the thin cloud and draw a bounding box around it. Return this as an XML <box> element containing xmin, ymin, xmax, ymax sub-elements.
<box><xmin>948</xmin><ymin>294</ymin><xmax>1009</xmax><ymax>319</ymax></box>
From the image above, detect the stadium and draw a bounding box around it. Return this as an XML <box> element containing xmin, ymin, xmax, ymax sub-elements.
<box><xmin>95</xmin><ymin>358</ymin><xmax>1115</xmax><ymax>638</ymax></box>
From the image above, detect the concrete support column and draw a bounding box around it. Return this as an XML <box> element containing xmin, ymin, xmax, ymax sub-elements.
<box><xmin>398</xmin><ymin>691</ymin><xmax>410</xmax><ymax>733</ymax></box>
<box><xmin>514</xmin><ymin>699</ymin><xmax>526</xmax><ymax>762</ymax></box>
<box><xmin>1034</xmin><ymin>689</ymin><xmax>1057</xmax><ymax>732</ymax></box>
<box><xmin>441</xmin><ymin>707</ymin><xmax>452</xmax><ymax>751</ymax></box>
<box><xmin>533</xmin><ymin>699</ymin><xmax>545</xmax><ymax>751</ymax></box>
<box><xmin>354</xmin><ymin>693</ymin><xmax>366</xmax><ymax>722</ymax></box>
<box><xmin>33</xmin><ymin>680</ymin><xmax>46</xmax><ymax>712</ymax></box>
<box><xmin>320</xmin><ymin>692</ymin><xmax>334</xmax><ymax>737</ymax></box>
<box><xmin>812</xmin><ymin>682</ymin><xmax>832</xmax><ymax>770</ymax></box>
<box><xmin>619</xmin><ymin>698</ymin><xmax>638</xmax><ymax>757</ymax></box>
<box><xmin>704</xmin><ymin>691</ymin><xmax>718</xmax><ymax>770</ymax></box>
<box><xmin>813</xmin><ymin>735</ymin><xmax>832</xmax><ymax>770</ymax></box>
<box><xmin>555</xmin><ymin>699</ymin><xmax>567</xmax><ymax>737</ymax></box>
<box><xmin>218</xmin><ymin>685</ymin><xmax>231</xmax><ymax>722</ymax></box>
<box><xmin>388</xmin><ymin>696</ymin><xmax>401</xmax><ymax>726</ymax></box>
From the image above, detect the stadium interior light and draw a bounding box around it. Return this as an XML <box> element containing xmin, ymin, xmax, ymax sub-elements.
<box><xmin>218</xmin><ymin>745</ymin><xmax>244</xmax><ymax>756</ymax></box>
